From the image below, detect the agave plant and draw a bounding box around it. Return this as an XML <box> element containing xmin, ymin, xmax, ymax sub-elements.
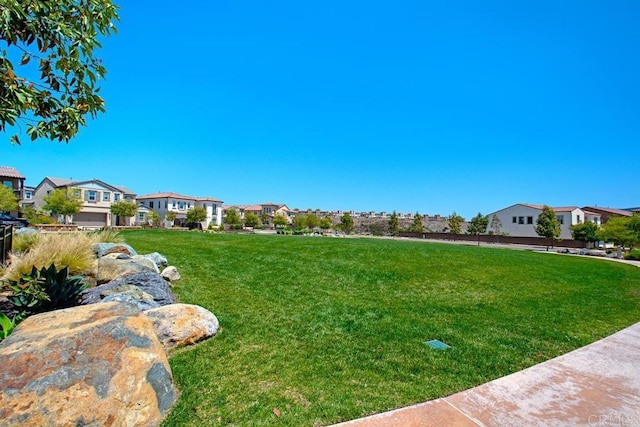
<box><xmin>7</xmin><ymin>264</ymin><xmax>87</xmax><ymax>315</ymax></box>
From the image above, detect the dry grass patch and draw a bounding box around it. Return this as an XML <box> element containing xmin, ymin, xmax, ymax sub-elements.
<box><xmin>2</xmin><ymin>232</ymin><xmax>97</xmax><ymax>283</ymax></box>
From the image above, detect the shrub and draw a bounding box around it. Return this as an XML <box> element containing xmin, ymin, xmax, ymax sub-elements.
<box><xmin>624</xmin><ymin>249</ymin><xmax>640</xmax><ymax>261</ymax></box>
<box><xmin>2</xmin><ymin>233</ymin><xmax>95</xmax><ymax>282</ymax></box>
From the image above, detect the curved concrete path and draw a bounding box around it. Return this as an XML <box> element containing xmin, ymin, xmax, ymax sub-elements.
<box><xmin>333</xmin><ymin>322</ymin><xmax>640</xmax><ymax>427</ymax></box>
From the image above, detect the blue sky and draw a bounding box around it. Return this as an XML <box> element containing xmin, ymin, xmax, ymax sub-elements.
<box><xmin>3</xmin><ymin>0</ymin><xmax>639</xmax><ymax>219</ymax></box>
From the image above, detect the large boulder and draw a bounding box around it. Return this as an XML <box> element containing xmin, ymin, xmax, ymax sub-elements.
<box><xmin>82</xmin><ymin>271</ymin><xmax>176</xmax><ymax>307</ymax></box>
<box><xmin>145</xmin><ymin>304</ymin><xmax>219</xmax><ymax>351</ymax></box>
<box><xmin>0</xmin><ymin>302</ymin><xmax>177</xmax><ymax>426</ymax></box>
<box><xmin>93</xmin><ymin>242</ymin><xmax>138</xmax><ymax>258</ymax></box>
<box><xmin>92</xmin><ymin>253</ymin><xmax>159</xmax><ymax>284</ymax></box>
<box><xmin>103</xmin><ymin>293</ymin><xmax>161</xmax><ymax>311</ymax></box>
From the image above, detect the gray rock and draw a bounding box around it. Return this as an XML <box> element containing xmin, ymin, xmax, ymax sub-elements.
<box><xmin>142</xmin><ymin>252</ymin><xmax>168</xmax><ymax>268</ymax></box>
<box><xmin>93</xmin><ymin>242</ymin><xmax>138</xmax><ymax>258</ymax></box>
<box><xmin>144</xmin><ymin>304</ymin><xmax>219</xmax><ymax>351</ymax></box>
<box><xmin>0</xmin><ymin>302</ymin><xmax>176</xmax><ymax>426</ymax></box>
<box><xmin>91</xmin><ymin>254</ymin><xmax>158</xmax><ymax>284</ymax></box>
<box><xmin>102</xmin><ymin>294</ymin><xmax>161</xmax><ymax>311</ymax></box>
<box><xmin>161</xmin><ymin>266</ymin><xmax>181</xmax><ymax>282</ymax></box>
<box><xmin>14</xmin><ymin>227</ymin><xmax>38</xmax><ymax>235</ymax></box>
<box><xmin>82</xmin><ymin>271</ymin><xmax>176</xmax><ymax>306</ymax></box>
<box><xmin>587</xmin><ymin>249</ymin><xmax>608</xmax><ymax>257</ymax></box>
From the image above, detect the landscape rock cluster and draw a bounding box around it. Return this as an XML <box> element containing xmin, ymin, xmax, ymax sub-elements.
<box><xmin>0</xmin><ymin>244</ymin><xmax>219</xmax><ymax>426</ymax></box>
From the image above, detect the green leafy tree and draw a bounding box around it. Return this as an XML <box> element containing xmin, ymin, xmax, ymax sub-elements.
<box><xmin>109</xmin><ymin>200</ymin><xmax>137</xmax><ymax>226</ymax></box>
<box><xmin>165</xmin><ymin>211</ymin><xmax>176</xmax><ymax>224</ymax></box>
<box><xmin>273</xmin><ymin>214</ymin><xmax>288</xmax><ymax>228</ymax></box>
<box><xmin>306</xmin><ymin>214</ymin><xmax>320</xmax><ymax>229</ymax></box>
<box><xmin>467</xmin><ymin>212</ymin><xmax>489</xmax><ymax>246</ymax></box>
<box><xmin>320</xmin><ymin>215</ymin><xmax>333</xmax><ymax>231</ymax></box>
<box><xmin>598</xmin><ymin>215</ymin><xmax>640</xmax><ymax>258</ymax></box>
<box><xmin>1</xmin><ymin>1</ymin><xmax>120</xmax><ymax>144</ymax></box>
<box><xmin>186</xmin><ymin>206</ymin><xmax>207</xmax><ymax>224</ymax></box>
<box><xmin>535</xmin><ymin>205</ymin><xmax>561</xmax><ymax>251</ymax></box>
<box><xmin>225</xmin><ymin>208</ymin><xmax>240</xmax><ymax>225</ymax></box>
<box><xmin>448</xmin><ymin>211</ymin><xmax>464</xmax><ymax>235</ymax></box>
<box><xmin>244</xmin><ymin>212</ymin><xmax>260</xmax><ymax>228</ymax></box>
<box><xmin>339</xmin><ymin>212</ymin><xmax>354</xmax><ymax>234</ymax></box>
<box><xmin>388</xmin><ymin>211</ymin><xmax>399</xmax><ymax>236</ymax></box>
<box><xmin>570</xmin><ymin>221</ymin><xmax>599</xmax><ymax>247</ymax></box>
<box><xmin>148</xmin><ymin>210</ymin><xmax>161</xmax><ymax>228</ymax></box>
<box><xmin>0</xmin><ymin>184</ymin><xmax>19</xmax><ymax>212</ymax></box>
<box><xmin>293</xmin><ymin>214</ymin><xmax>308</xmax><ymax>230</ymax></box>
<box><xmin>410</xmin><ymin>212</ymin><xmax>424</xmax><ymax>233</ymax></box>
<box><xmin>43</xmin><ymin>188</ymin><xmax>81</xmax><ymax>223</ymax></box>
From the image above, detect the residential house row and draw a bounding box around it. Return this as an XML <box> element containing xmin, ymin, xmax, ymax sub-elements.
<box><xmin>1</xmin><ymin>166</ymin><xmax>224</xmax><ymax>229</ymax></box>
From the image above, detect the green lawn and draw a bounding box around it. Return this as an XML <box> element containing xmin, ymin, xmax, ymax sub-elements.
<box><xmin>121</xmin><ymin>230</ymin><xmax>640</xmax><ymax>427</ymax></box>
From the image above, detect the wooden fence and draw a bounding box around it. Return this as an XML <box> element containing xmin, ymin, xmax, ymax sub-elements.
<box><xmin>398</xmin><ymin>231</ymin><xmax>587</xmax><ymax>248</ymax></box>
<box><xmin>1</xmin><ymin>225</ymin><xmax>13</xmax><ymax>265</ymax></box>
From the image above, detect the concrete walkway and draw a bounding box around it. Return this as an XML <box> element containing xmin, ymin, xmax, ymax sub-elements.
<box><xmin>333</xmin><ymin>322</ymin><xmax>640</xmax><ymax>427</ymax></box>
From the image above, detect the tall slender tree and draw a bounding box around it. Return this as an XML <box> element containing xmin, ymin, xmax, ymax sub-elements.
<box><xmin>535</xmin><ymin>205</ymin><xmax>561</xmax><ymax>251</ymax></box>
<box><xmin>388</xmin><ymin>211</ymin><xmax>399</xmax><ymax>236</ymax></box>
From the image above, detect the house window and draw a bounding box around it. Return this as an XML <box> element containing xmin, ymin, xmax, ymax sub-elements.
<box><xmin>518</xmin><ymin>216</ymin><xmax>524</xmax><ymax>224</ymax></box>
<box><xmin>165</xmin><ymin>201</ymin><xmax>168</xmax><ymax>209</ymax></box>
<box><xmin>103</xmin><ymin>191</ymin><xmax>110</xmax><ymax>201</ymax></box>
<box><xmin>577</xmin><ymin>215</ymin><xmax>581</xmax><ymax>223</ymax></box>
<box><xmin>178</xmin><ymin>201</ymin><xmax>185</xmax><ymax>210</ymax></box>
<box><xmin>88</xmin><ymin>191</ymin><xmax>97</xmax><ymax>202</ymax></box>
<box><xmin>527</xmin><ymin>216</ymin><xmax>533</xmax><ymax>225</ymax></box>
<box><xmin>114</xmin><ymin>193</ymin><xmax>120</xmax><ymax>201</ymax></box>
<box><xmin>149</xmin><ymin>201</ymin><xmax>154</xmax><ymax>209</ymax></box>
<box><xmin>138</xmin><ymin>213</ymin><xmax>145</xmax><ymax>221</ymax></box>
<box><xmin>3</xmin><ymin>181</ymin><xmax>13</xmax><ymax>188</ymax></box>
<box><xmin>172</xmin><ymin>201</ymin><xmax>176</xmax><ymax>208</ymax></box>
<box><xmin>556</xmin><ymin>215</ymin><xmax>564</xmax><ymax>224</ymax></box>
<box><xmin>25</xmin><ymin>191</ymin><xmax>32</xmax><ymax>200</ymax></box>
<box><xmin>74</xmin><ymin>189</ymin><xmax>81</xmax><ymax>198</ymax></box>
<box><xmin>512</xmin><ymin>216</ymin><xmax>517</xmax><ymax>223</ymax></box>
<box><xmin>187</xmin><ymin>202</ymin><xmax>191</xmax><ymax>208</ymax></box>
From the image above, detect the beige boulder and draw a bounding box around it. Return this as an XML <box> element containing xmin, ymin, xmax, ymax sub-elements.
<box><xmin>161</xmin><ymin>266</ymin><xmax>181</xmax><ymax>282</ymax></box>
<box><xmin>93</xmin><ymin>253</ymin><xmax>159</xmax><ymax>283</ymax></box>
<box><xmin>0</xmin><ymin>302</ymin><xmax>177</xmax><ymax>426</ymax></box>
<box><xmin>145</xmin><ymin>303</ymin><xmax>219</xmax><ymax>351</ymax></box>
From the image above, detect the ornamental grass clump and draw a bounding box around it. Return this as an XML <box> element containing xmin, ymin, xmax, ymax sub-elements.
<box><xmin>88</xmin><ymin>228</ymin><xmax>124</xmax><ymax>244</ymax></box>
<box><xmin>2</xmin><ymin>232</ymin><xmax>95</xmax><ymax>283</ymax></box>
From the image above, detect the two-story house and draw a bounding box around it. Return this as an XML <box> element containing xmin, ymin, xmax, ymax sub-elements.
<box><xmin>487</xmin><ymin>203</ymin><xmax>602</xmax><ymax>240</ymax></box>
<box><xmin>32</xmin><ymin>177</ymin><xmax>136</xmax><ymax>228</ymax></box>
<box><xmin>136</xmin><ymin>192</ymin><xmax>223</xmax><ymax>229</ymax></box>
<box><xmin>0</xmin><ymin>166</ymin><xmax>26</xmax><ymax>216</ymax></box>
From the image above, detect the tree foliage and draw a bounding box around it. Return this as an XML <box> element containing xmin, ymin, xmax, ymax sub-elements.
<box><xmin>244</xmin><ymin>212</ymin><xmax>260</xmax><ymax>228</ymax></box>
<box><xmin>292</xmin><ymin>214</ymin><xmax>308</xmax><ymax>230</ymax></box>
<box><xmin>165</xmin><ymin>211</ymin><xmax>176</xmax><ymax>222</ymax></box>
<box><xmin>467</xmin><ymin>213</ymin><xmax>489</xmax><ymax>235</ymax></box>
<box><xmin>339</xmin><ymin>212</ymin><xmax>354</xmax><ymax>234</ymax></box>
<box><xmin>306</xmin><ymin>214</ymin><xmax>320</xmax><ymax>229</ymax></box>
<box><xmin>320</xmin><ymin>215</ymin><xmax>332</xmax><ymax>230</ymax></box>
<box><xmin>260</xmin><ymin>212</ymin><xmax>269</xmax><ymax>225</ymax></box>
<box><xmin>225</xmin><ymin>208</ymin><xmax>240</xmax><ymax>225</ymax></box>
<box><xmin>109</xmin><ymin>199</ymin><xmax>137</xmax><ymax>218</ymax></box>
<box><xmin>1</xmin><ymin>0</ymin><xmax>120</xmax><ymax>143</ymax></box>
<box><xmin>186</xmin><ymin>206</ymin><xmax>207</xmax><ymax>224</ymax></box>
<box><xmin>535</xmin><ymin>205</ymin><xmax>561</xmax><ymax>250</ymax></box>
<box><xmin>273</xmin><ymin>214</ymin><xmax>288</xmax><ymax>227</ymax></box>
<box><xmin>388</xmin><ymin>211</ymin><xmax>399</xmax><ymax>236</ymax></box>
<box><xmin>448</xmin><ymin>211</ymin><xmax>464</xmax><ymax>234</ymax></box>
<box><xmin>410</xmin><ymin>212</ymin><xmax>424</xmax><ymax>233</ymax></box>
<box><xmin>570</xmin><ymin>221</ymin><xmax>599</xmax><ymax>244</ymax></box>
<box><xmin>598</xmin><ymin>215</ymin><xmax>640</xmax><ymax>249</ymax></box>
<box><xmin>0</xmin><ymin>184</ymin><xmax>19</xmax><ymax>212</ymax></box>
<box><xmin>148</xmin><ymin>210</ymin><xmax>161</xmax><ymax>228</ymax></box>
<box><xmin>42</xmin><ymin>187</ymin><xmax>81</xmax><ymax>222</ymax></box>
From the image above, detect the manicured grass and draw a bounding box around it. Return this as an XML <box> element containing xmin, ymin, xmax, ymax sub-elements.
<box><xmin>122</xmin><ymin>230</ymin><xmax>640</xmax><ymax>427</ymax></box>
